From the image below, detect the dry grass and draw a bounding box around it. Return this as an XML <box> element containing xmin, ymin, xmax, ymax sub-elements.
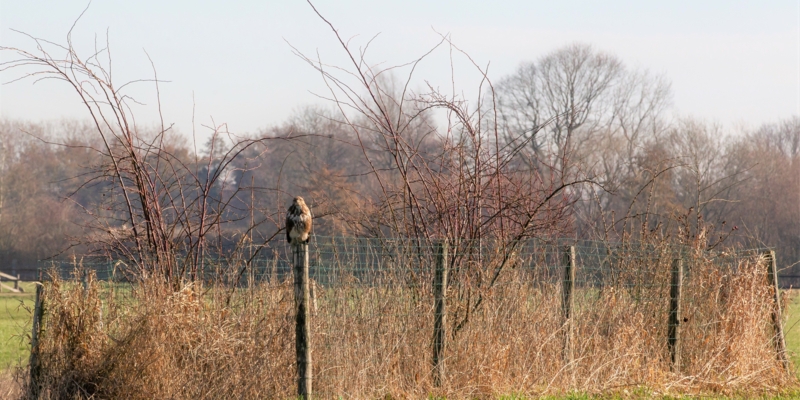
<box><xmin>19</xmin><ymin>245</ymin><xmax>797</xmax><ymax>399</ymax></box>
<box><xmin>0</xmin><ymin>370</ymin><xmax>21</xmax><ymax>399</ymax></box>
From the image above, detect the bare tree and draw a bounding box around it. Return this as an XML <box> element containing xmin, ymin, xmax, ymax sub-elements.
<box><xmin>720</xmin><ymin>117</ymin><xmax>800</xmax><ymax>274</ymax></box>
<box><xmin>495</xmin><ymin>44</ymin><xmax>625</xmax><ymax>167</ymax></box>
<box><xmin>495</xmin><ymin>44</ymin><xmax>673</xmax><ymax>241</ymax></box>
<box><xmin>287</xmin><ymin>3</ymin><xmax>598</xmax><ymax>335</ymax></box>
<box><xmin>1</xmin><ymin>21</ymin><xmax>284</xmax><ymax>289</ymax></box>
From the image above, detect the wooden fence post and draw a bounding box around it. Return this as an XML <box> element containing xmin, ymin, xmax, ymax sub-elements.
<box><xmin>29</xmin><ymin>282</ymin><xmax>43</xmax><ymax>398</ymax></box>
<box><xmin>763</xmin><ymin>250</ymin><xmax>789</xmax><ymax>372</ymax></box>
<box><xmin>432</xmin><ymin>240</ymin><xmax>449</xmax><ymax>387</ymax></box>
<box><xmin>293</xmin><ymin>243</ymin><xmax>312</xmax><ymax>398</ymax></box>
<box><xmin>667</xmin><ymin>258</ymin><xmax>683</xmax><ymax>371</ymax></box>
<box><xmin>562</xmin><ymin>245</ymin><xmax>576</xmax><ymax>366</ymax></box>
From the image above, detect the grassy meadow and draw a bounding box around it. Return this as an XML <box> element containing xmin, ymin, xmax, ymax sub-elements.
<box><xmin>0</xmin><ymin>282</ymin><xmax>35</xmax><ymax>369</ymax></box>
<box><xmin>784</xmin><ymin>291</ymin><xmax>800</xmax><ymax>371</ymax></box>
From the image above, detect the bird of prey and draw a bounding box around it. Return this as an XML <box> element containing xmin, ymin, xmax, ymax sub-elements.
<box><xmin>285</xmin><ymin>196</ymin><xmax>312</xmax><ymax>245</ymax></box>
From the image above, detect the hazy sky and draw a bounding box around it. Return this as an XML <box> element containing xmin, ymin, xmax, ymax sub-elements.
<box><xmin>1</xmin><ymin>1</ymin><xmax>798</xmax><ymax>137</ymax></box>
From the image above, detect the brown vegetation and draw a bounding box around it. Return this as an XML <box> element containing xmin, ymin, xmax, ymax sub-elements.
<box><xmin>23</xmin><ymin>239</ymin><xmax>794</xmax><ymax>399</ymax></box>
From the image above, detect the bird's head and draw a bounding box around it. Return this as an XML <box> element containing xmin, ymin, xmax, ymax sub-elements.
<box><xmin>293</xmin><ymin>196</ymin><xmax>306</xmax><ymax>206</ymax></box>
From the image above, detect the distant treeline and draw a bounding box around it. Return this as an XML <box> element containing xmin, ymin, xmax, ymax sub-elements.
<box><xmin>1</xmin><ymin>44</ymin><xmax>798</xmax><ymax>280</ymax></box>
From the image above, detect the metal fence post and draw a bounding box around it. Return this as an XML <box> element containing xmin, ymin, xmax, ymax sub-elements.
<box><xmin>293</xmin><ymin>243</ymin><xmax>312</xmax><ymax>398</ymax></box>
<box><xmin>763</xmin><ymin>249</ymin><xmax>789</xmax><ymax>372</ymax></box>
<box><xmin>668</xmin><ymin>258</ymin><xmax>683</xmax><ymax>371</ymax></box>
<box><xmin>432</xmin><ymin>240</ymin><xmax>449</xmax><ymax>387</ymax></box>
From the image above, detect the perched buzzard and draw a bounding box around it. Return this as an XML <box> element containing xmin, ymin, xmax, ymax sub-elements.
<box><xmin>285</xmin><ymin>196</ymin><xmax>312</xmax><ymax>245</ymax></box>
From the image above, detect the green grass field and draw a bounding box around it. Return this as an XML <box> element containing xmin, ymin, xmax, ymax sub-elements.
<box><xmin>0</xmin><ymin>282</ymin><xmax>36</xmax><ymax>370</ymax></box>
<box><xmin>784</xmin><ymin>291</ymin><xmax>800</xmax><ymax>370</ymax></box>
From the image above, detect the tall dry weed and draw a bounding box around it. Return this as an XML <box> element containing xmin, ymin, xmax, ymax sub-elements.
<box><xmin>21</xmin><ymin>244</ymin><xmax>797</xmax><ymax>399</ymax></box>
<box><xmin>25</xmin><ymin>270</ymin><xmax>295</xmax><ymax>399</ymax></box>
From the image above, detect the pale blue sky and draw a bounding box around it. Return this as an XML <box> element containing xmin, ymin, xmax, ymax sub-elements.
<box><xmin>1</xmin><ymin>1</ymin><xmax>798</xmax><ymax>136</ymax></box>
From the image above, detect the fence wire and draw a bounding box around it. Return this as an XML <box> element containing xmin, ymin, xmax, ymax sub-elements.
<box><xmin>37</xmin><ymin>237</ymin><xmax>786</xmax><ymax>394</ymax></box>
<box><xmin>39</xmin><ymin>238</ymin><xmax>775</xmax><ymax>322</ymax></box>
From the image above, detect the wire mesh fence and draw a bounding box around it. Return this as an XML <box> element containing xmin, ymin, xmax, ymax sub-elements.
<box><xmin>35</xmin><ymin>237</ymin><xmax>790</xmax><ymax>395</ymax></box>
<box><xmin>39</xmin><ymin>238</ymin><xmax>770</xmax><ymax>286</ymax></box>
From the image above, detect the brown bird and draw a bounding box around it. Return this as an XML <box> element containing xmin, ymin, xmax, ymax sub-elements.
<box><xmin>285</xmin><ymin>196</ymin><xmax>312</xmax><ymax>245</ymax></box>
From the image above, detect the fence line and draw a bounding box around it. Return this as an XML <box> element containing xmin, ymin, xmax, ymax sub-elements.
<box><xmin>36</xmin><ymin>237</ymin><xmax>790</xmax><ymax>395</ymax></box>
